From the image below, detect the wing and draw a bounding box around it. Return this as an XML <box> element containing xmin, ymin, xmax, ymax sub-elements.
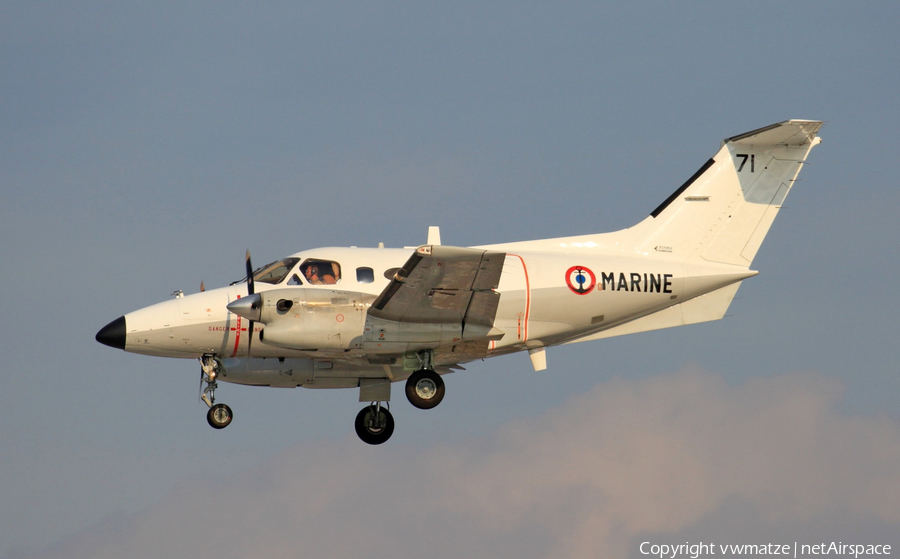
<box><xmin>369</xmin><ymin>245</ymin><xmax>505</xmax><ymax>336</ymax></box>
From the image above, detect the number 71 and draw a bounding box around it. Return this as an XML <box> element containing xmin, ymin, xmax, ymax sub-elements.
<box><xmin>736</xmin><ymin>153</ymin><xmax>755</xmax><ymax>172</ymax></box>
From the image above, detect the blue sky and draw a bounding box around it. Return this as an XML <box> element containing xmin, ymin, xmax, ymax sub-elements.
<box><xmin>2</xmin><ymin>2</ymin><xmax>899</xmax><ymax>557</ymax></box>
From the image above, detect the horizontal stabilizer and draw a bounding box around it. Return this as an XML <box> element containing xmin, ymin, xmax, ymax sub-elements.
<box><xmin>726</xmin><ymin>120</ymin><xmax>823</xmax><ymax>146</ymax></box>
<box><xmin>565</xmin><ymin>281</ymin><xmax>744</xmax><ymax>344</ymax></box>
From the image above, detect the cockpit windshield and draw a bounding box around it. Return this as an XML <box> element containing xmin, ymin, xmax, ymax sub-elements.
<box><xmin>254</xmin><ymin>257</ymin><xmax>300</xmax><ymax>285</ymax></box>
<box><xmin>232</xmin><ymin>257</ymin><xmax>300</xmax><ymax>286</ymax></box>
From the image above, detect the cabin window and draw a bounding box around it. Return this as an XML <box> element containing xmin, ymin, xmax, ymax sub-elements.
<box><xmin>356</xmin><ymin>267</ymin><xmax>374</xmax><ymax>283</ymax></box>
<box><xmin>253</xmin><ymin>257</ymin><xmax>300</xmax><ymax>285</ymax></box>
<box><xmin>299</xmin><ymin>259</ymin><xmax>341</xmax><ymax>285</ymax></box>
<box><xmin>287</xmin><ymin>274</ymin><xmax>303</xmax><ymax>286</ymax></box>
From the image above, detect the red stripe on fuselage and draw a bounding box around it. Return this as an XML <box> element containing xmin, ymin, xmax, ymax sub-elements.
<box><xmin>508</xmin><ymin>254</ymin><xmax>531</xmax><ymax>343</ymax></box>
<box><xmin>231</xmin><ymin>294</ymin><xmax>242</xmax><ymax>358</ymax></box>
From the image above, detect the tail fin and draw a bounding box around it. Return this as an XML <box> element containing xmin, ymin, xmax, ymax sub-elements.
<box><xmin>631</xmin><ymin>120</ymin><xmax>823</xmax><ymax>266</ymax></box>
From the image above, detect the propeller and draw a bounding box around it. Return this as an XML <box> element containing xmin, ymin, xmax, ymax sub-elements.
<box><xmin>226</xmin><ymin>251</ymin><xmax>264</xmax><ymax>353</ymax></box>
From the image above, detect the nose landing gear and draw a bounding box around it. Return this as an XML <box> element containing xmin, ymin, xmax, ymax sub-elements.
<box><xmin>207</xmin><ymin>403</ymin><xmax>233</xmax><ymax>429</ymax></box>
<box><xmin>200</xmin><ymin>355</ymin><xmax>233</xmax><ymax>429</ymax></box>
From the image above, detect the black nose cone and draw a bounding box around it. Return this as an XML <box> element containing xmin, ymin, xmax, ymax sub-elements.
<box><xmin>96</xmin><ymin>316</ymin><xmax>126</xmax><ymax>350</ymax></box>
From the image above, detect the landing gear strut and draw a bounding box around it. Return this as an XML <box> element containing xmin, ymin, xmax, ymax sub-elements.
<box><xmin>200</xmin><ymin>355</ymin><xmax>232</xmax><ymax>429</ymax></box>
<box><xmin>405</xmin><ymin>350</ymin><xmax>445</xmax><ymax>409</ymax></box>
<box><xmin>355</xmin><ymin>403</ymin><xmax>394</xmax><ymax>445</ymax></box>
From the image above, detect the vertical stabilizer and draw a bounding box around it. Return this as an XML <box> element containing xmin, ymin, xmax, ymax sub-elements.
<box><xmin>632</xmin><ymin>120</ymin><xmax>822</xmax><ymax>266</ymax></box>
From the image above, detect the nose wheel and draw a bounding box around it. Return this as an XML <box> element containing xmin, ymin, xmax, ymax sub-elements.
<box><xmin>199</xmin><ymin>355</ymin><xmax>233</xmax><ymax>430</ymax></box>
<box><xmin>207</xmin><ymin>403</ymin><xmax>233</xmax><ymax>429</ymax></box>
<box><xmin>355</xmin><ymin>403</ymin><xmax>394</xmax><ymax>445</ymax></box>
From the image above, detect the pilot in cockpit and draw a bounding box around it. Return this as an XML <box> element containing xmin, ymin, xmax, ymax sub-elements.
<box><xmin>302</xmin><ymin>261</ymin><xmax>339</xmax><ymax>285</ymax></box>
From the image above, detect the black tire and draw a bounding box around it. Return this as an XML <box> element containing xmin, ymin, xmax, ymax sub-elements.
<box><xmin>405</xmin><ymin>369</ymin><xmax>445</xmax><ymax>409</ymax></box>
<box><xmin>354</xmin><ymin>405</ymin><xmax>394</xmax><ymax>445</ymax></box>
<box><xmin>207</xmin><ymin>403</ymin><xmax>233</xmax><ymax>429</ymax></box>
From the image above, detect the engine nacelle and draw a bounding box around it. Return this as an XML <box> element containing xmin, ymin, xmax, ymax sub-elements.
<box><xmin>255</xmin><ymin>288</ymin><xmax>369</xmax><ymax>350</ymax></box>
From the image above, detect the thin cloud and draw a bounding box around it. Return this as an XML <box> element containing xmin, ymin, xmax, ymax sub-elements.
<box><xmin>23</xmin><ymin>368</ymin><xmax>900</xmax><ymax>559</ymax></box>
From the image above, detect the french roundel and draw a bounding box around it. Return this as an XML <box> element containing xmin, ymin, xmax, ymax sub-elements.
<box><xmin>565</xmin><ymin>266</ymin><xmax>596</xmax><ymax>295</ymax></box>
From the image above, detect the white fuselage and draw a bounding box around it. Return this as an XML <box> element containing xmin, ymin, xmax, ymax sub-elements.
<box><xmin>119</xmin><ymin>243</ymin><xmax>751</xmax><ymax>386</ymax></box>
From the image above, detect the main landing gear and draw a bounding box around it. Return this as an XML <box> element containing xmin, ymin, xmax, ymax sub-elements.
<box><xmin>354</xmin><ymin>351</ymin><xmax>445</xmax><ymax>445</ymax></box>
<box><xmin>405</xmin><ymin>350</ymin><xmax>445</xmax><ymax>410</ymax></box>
<box><xmin>354</xmin><ymin>403</ymin><xmax>394</xmax><ymax>445</ymax></box>
<box><xmin>200</xmin><ymin>355</ymin><xmax>232</xmax><ymax>429</ymax></box>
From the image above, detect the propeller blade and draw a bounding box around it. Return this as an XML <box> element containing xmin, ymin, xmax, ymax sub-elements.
<box><xmin>200</xmin><ymin>280</ymin><xmax>205</xmax><ymax>292</ymax></box>
<box><xmin>245</xmin><ymin>249</ymin><xmax>255</xmax><ymax>355</ymax></box>
<box><xmin>245</xmin><ymin>249</ymin><xmax>255</xmax><ymax>296</ymax></box>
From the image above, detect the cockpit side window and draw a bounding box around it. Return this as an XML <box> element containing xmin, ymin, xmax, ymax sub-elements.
<box><xmin>299</xmin><ymin>259</ymin><xmax>341</xmax><ymax>285</ymax></box>
<box><xmin>253</xmin><ymin>257</ymin><xmax>301</xmax><ymax>285</ymax></box>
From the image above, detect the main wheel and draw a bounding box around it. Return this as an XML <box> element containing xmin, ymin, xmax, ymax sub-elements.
<box><xmin>207</xmin><ymin>403</ymin><xmax>233</xmax><ymax>429</ymax></box>
<box><xmin>405</xmin><ymin>369</ymin><xmax>445</xmax><ymax>409</ymax></box>
<box><xmin>354</xmin><ymin>405</ymin><xmax>394</xmax><ymax>445</ymax></box>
